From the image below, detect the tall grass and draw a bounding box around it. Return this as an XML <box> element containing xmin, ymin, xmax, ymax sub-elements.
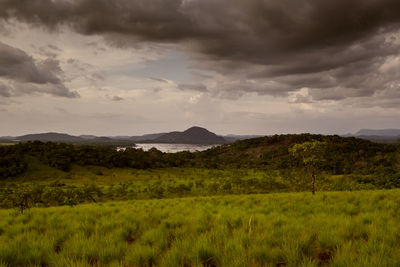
<box><xmin>2</xmin><ymin>165</ymin><xmax>391</xmax><ymax>206</ymax></box>
<box><xmin>1</xmin><ymin>190</ymin><xmax>400</xmax><ymax>266</ymax></box>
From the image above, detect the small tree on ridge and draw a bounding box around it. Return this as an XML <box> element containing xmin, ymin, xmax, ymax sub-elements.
<box><xmin>289</xmin><ymin>140</ymin><xmax>327</xmax><ymax>195</ymax></box>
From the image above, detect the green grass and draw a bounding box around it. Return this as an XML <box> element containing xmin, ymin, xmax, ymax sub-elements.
<box><xmin>6</xmin><ymin>157</ymin><xmax>386</xmax><ymax>192</ymax></box>
<box><xmin>13</xmin><ymin>159</ymin><xmax>267</xmax><ymax>185</ymax></box>
<box><xmin>2</xmin><ymin>160</ymin><xmax>396</xmax><ymax>212</ymax></box>
<box><xmin>4</xmin><ymin>162</ymin><xmax>294</xmax><ymax>201</ymax></box>
<box><xmin>1</xmin><ymin>189</ymin><xmax>400</xmax><ymax>266</ymax></box>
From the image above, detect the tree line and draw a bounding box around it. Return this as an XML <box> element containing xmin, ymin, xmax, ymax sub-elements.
<box><xmin>1</xmin><ymin>134</ymin><xmax>399</xmax><ymax>180</ymax></box>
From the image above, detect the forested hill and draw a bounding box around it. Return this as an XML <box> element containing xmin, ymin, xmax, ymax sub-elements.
<box><xmin>0</xmin><ymin>134</ymin><xmax>399</xmax><ymax>181</ymax></box>
<box><xmin>199</xmin><ymin>134</ymin><xmax>399</xmax><ymax>173</ymax></box>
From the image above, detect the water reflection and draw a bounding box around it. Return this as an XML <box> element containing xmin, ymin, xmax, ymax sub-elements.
<box><xmin>118</xmin><ymin>143</ymin><xmax>220</xmax><ymax>153</ymax></box>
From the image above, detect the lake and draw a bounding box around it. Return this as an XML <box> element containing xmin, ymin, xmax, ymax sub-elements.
<box><xmin>119</xmin><ymin>143</ymin><xmax>220</xmax><ymax>153</ymax></box>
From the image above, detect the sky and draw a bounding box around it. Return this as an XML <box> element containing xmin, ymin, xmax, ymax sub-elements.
<box><xmin>0</xmin><ymin>0</ymin><xmax>400</xmax><ymax>136</ymax></box>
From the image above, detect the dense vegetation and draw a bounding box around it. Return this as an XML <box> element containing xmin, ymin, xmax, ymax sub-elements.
<box><xmin>2</xmin><ymin>165</ymin><xmax>400</xmax><ymax>212</ymax></box>
<box><xmin>1</xmin><ymin>190</ymin><xmax>400</xmax><ymax>266</ymax></box>
<box><xmin>0</xmin><ymin>134</ymin><xmax>399</xmax><ymax>211</ymax></box>
<box><xmin>1</xmin><ymin>134</ymin><xmax>399</xmax><ymax>178</ymax></box>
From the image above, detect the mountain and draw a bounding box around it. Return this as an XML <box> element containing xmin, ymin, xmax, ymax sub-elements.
<box><xmin>92</xmin><ymin>137</ymin><xmax>113</xmax><ymax>142</ymax></box>
<box><xmin>222</xmin><ymin>134</ymin><xmax>264</xmax><ymax>142</ymax></box>
<box><xmin>108</xmin><ymin>136</ymin><xmax>131</xmax><ymax>140</ymax></box>
<box><xmin>128</xmin><ymin>133</ymin><xmax>167</xmax><ymax>142</ymax></box>
<box><xmin>15</xmin><ymin>133</ymin><xmax>84</xmax><ymax>142</ymax></box>
<box><xmin>79</xmin><ymin>135</ymin><xmax>97</xmax><ymax>140</ymax></box>
<box><xmin>153</xmin><ymin>126</ymin><xmax>227</xmax><ymax>144</ymax></box>
<box><xmin>11</xmin><ymin>133</ymin><xmax>137</xmax><ymax>147</ymax></box>
<box><xmin>0</xmin><ymin>136</ymin><xmax>14</xmax><ymax>140</ymax></box>
<box><xmin>0</xmin><ymin>138</ymin><xmax>14</xmax><ymax>143</ymax></box>
<box><xmin>355</xmin><ymin>129</ymin><xmax>400</xmax><ymax>137</ymax></box>
<box><xmin>344</xmin><ymin>129</ymin><xmax>400</xmax><ymax>143</ymax></box>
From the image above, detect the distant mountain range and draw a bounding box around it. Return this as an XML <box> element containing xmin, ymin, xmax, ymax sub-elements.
<box><xmin>129</xmin><ymin>133</ymin><xmax>167</xmax><ymax>142</ymax></box>
<box><xmin>223</xmin><ymin>134</ymin><xmax>264</xmax><ymax>142</ymax></box>
<box><xmin>2</xmin><ymin>127</ymin><xmax>399</xmax><ymax>145</ymax></box>
<box><xmin>342</xmin><ymin>128</ymin><xmax>400</xmax><ymax>143</ymax></box>
<box><xmin>16</xmin><ymin>133</ymin><xmax>84</xmax><ymax>142</ymax></box>
<box><xmin>3</xmin><ymin>132</ymin><xmax>137</xmax><ymax>146</ymax></box>
<box><xmin>0</xmin><ymin>127</ymin><xmax>230</xmax><ymax>145</ymax></box>
<box><xmin>354</xmin><ymin>129</ymin><xmax>400</xmax><ymax>137</ymax></box>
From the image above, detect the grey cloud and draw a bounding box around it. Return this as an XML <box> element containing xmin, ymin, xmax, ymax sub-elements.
<box><xmin>0</xmin><ymin>42</ymin><xmax>79</xmax><ymax>98</ymax></box>
<box><xmin>112</xmin><ymin>95</ymin><xmax>124</xmax><ymax>101</ymax></box>
<box><xmin>152</xmin><ymin>87</ymin><xmax>162</xmax><ymax>93</ymax></box>
<box><xmin>2</xmin><ymin>0</ymin><xmax>400</xmax><ymax>57</ymax></box>
<box><xmin>0</xmin><ymin>19</ymin><xmax>10</xmax><ymax>36</ymax></box>
<box><xmin>0</xmin><ymin>82</ymin><xmax>11</xmax><ymax>97</ymax></box>
<box><xmin>85</xmin><ymin>41</ymin><xmax>97</xmax><ymax>47</ymax></box>
<box><xmin>178</xmin><ymin>83</ymin><xmax>207</xmax><ymax>92</ymax></box>
<box><xmin>340</xmin><ymin>86</ymin><xmax>400</xmax><ymax>108</ymax></box>
<box><xmin>2</xmin><ymin>0</ymin><xmax>400</xmax><ymax>102</ymax></box>
<box><xmin>190</xmin><ymin>71</ymin><xmax>213</xmax><ymax>80</ymax></box>
<box><xmin>33</xmin><ymin>45</ymin><xmax>61</xmax><ymax>58</ymax></box>
<box><xmin>66</xmin><ymin>58</ymin><xmax>77</xmax><ymax>64</ymax></box>
<box><xmin>66</xmin><ymin>58</ymin><xmax>93</xmax><ymax>72</ymax></box>
<box><xmin>91</xmin><ymin>72</ymin><xmax>106</xmax><ymax>81</ymax></box>
<box><xmin>149</xmin><ymin>77</ymin><xmax>169</xmax><ymax>83</ymax></box>
<box><xmin>0</xmin><ymin>80</ymin><xmax>79</xmax><ymax>98</ymax></box>
<box><xmin>184</xmin><ymin>78</ymin><xmax>294</xmax><ymax>99</ymax></box>
<box><xmin>0</xmin><ymin>42</ymin><xmax>58</xmax><ymax>84</ymax></box>
<box><xmin>289</xmin><ymin>94</ymin><xmax>313</xmax><ymax>104</ymax></box>
<box><xmin>48</xmin><ymin>44</ymin><xmax>61</xmax><ymax>51</ymax></box>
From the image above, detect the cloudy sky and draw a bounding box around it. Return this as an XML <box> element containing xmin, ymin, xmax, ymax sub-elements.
<box><xmin>1</xmin><ymin>0</ymin><xmax>400</xmax><ymax>136</ymax></box>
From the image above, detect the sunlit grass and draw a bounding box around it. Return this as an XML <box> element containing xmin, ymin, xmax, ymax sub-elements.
<box><xmin>1</xmin><ymin>189</ymin><xmax>400</xmax><ymax>266</ymax></box>
<box><xmin>13</xmin><ymin>160</ymin><xmax>269</xmax><ymax>185</ymax></box>
<box><xmin>0</xmin><ymin>143</ymin><xmax>15</xmax><ymax>146</ymax></box>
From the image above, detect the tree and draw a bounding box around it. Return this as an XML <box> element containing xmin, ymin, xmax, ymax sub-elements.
<box><xmin>6</xmin><ymin>185</ymin><xmax>36</xmax><ymax>213</ymax></box>
<box><xmin>289</xmin><ymin>140</ymin><xmax>327</xmax><ymax>194</ymax></box>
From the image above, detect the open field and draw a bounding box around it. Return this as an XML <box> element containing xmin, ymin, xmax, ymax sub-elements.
<box><xmin>1</xmin><ymin>189</ymin><xmax>400</xmax><ymax>266</ymax></box>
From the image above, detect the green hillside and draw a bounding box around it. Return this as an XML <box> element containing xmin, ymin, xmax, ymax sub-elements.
<box><xmin>2</xmin><ymin>134</ymin><xmax>399</xmax><ymax>177</ymax></box>
<box><xmin>0</xmin><ymin>134</ymin><xmax>399</xmax><ymax>210</ymax></box>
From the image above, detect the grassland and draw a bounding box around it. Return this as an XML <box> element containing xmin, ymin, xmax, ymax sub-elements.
<box><xmin>0</xmin><ymin>189</ymin><xmax>399</xmax><ymax>266</ymax></box>
<box><xmin>1</xmin><ymin>138</ymin><xmax>399</xmax><ymax>266</ymax></box>
<box><xmin>6</xmin><ymin>154</ymin><xmax>389</xmax><ymax>191</ymax></box>
<box><xmin>1</xmin><ymin>161</ymin><xmax>388</xmax><ymax>209</ymax></box>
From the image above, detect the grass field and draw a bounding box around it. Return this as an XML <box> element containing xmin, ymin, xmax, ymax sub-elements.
<box><xmin>1</xmin><ymin>189</ymin><xmax>399</xmax><ymax>266</ymax></box>
<box><xmin>3</xmin><ymin>158</ymin><xmax>385</xmax><ymax>202</ymax></box>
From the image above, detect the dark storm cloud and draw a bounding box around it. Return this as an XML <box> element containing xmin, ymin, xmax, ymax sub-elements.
<box><xmin>0</xmin><ymin>42</ymin><xmax>79</xmax><ymax>98</ymax></box>
<box><xmin>1</xmin><ymin>42</ymin><xmax>59</xmax><ymax>84</ymax></box>
<box><xmin>2</xmin><ymin>0</ymin><xmax>400</xmax><ymax>101</ymax></box>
